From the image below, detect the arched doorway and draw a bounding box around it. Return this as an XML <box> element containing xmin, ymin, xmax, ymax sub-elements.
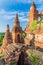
<box><xmin>17</xmin><ymin>34</ymin><xmax>20</xmax><ymax>43</ymax></box>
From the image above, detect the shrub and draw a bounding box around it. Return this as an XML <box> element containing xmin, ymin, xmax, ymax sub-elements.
<box><xmin>22</xmin><ymin>32</ymin><xmax>26</xmax><ymax>39</ymax></box>
<box><xmin>28</xmin><ymin>50</ymin><xmax>40</xmax><ymax>65</ymax></box>
<box><xmin>10</xmin><ymin>61</ymin><xmax>14</xmax><ymax>65</ymax></box>
<box><xmin>41</xmin><ymin>20</ymin><xmax>43</xmax><ymax>23</ymax></box>
<box><xmin>30</xmin><ymin>20</ymin><xmax>38</xmax><ymax>31</ymax></box>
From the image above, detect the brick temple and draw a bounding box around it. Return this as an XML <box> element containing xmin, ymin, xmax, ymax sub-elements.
<box><xmin>2</xmin><ymin>2</ymin><xmax>43</xmax><ymax>49</ymax></box>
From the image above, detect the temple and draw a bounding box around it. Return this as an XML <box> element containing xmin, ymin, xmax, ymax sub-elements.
<box><xmin>12</xmin><ymin>14</ymin><xmax>23</xmax><ymax>43</ymax></box>
<box><xmin>25</xmin><ymin>2</ymin><xmax>43</xmax><ymax>33</ymax></box>
<box><xmin>2</xmin><ymin>2</ymin><xmax>43</xmax><ymax>48</ymax></box>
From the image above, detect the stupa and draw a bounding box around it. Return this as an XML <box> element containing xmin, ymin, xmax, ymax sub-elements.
<box><xmin>2</xmin><ymin>24</ymin><xmax>12</xmax><ymax>48</ymax></box>
<box><xmin>12</xmin><ymin>14</ymin><xmax>23</xmax><ymax>43</ymax></box>
<box><xmin>25</xmin><ymin>2</ymin><xmax>38</xmax><ymax>34</ymax></box>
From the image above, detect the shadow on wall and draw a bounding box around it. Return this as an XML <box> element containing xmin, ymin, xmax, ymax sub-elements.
<box><xmin>17</xmin><ymin>51</ymin><xmax>25</xmax><ymax>65</ymax></box>
<box><xmin>30</xmin><ymin>34</ymin><xmax>35</xmax><ymax>47</ymax></box>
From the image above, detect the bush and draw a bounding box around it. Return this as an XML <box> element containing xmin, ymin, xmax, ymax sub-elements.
<box><xmin>30</xmin><ymin>20</ymin><xmax>38</xmax><ymax>31</ymax></box>
<box><xmin>41</xmin><ymin>20</ymin><xmax>43</xmax><ymax>23</ymax></box>
<box><xmin>28</xmin><ymin>50</ymin><xmax>40</xmax><ymax>65</ymax></box>
<box><xmin>22</xmin><ymin>32</ymin><xmax>26</xmax><ymax>39</ymax></box>
<box><xmin>10</xmin><ymin>61</ymin><xmax>14</xmax><ymax>65</ymax></box>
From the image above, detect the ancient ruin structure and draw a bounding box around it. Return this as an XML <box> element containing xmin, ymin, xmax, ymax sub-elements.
<box><xmin>2</xmin><ymin>24</ymin><xmax>12</xmax><ymax>48</ymax></box>
<box><xmin>24</xmin><ymin>2</ymin><xmax>43</xmax><ymax>48</ymax></box>
<box><xmin>0</xmin><ymin>2</ymin><xmax>43</xmax><ymax>65</ymax></box>
<box><xmin>1</xmin><ymin>2</ymin><xmax>43</xmax><ymax>49</ymax></box>
<box><xmin>29</xmin><ymin>2</ymin><xmax>38</xmax><ymax>24</ymax></box>
<box><xmin>12</xmin><ymin>14</ymin><xmax>23</xmax><ymax>43</ymax></box>
<box><xmin>25</xmin><ymin>2</ymin><xmax>38</xmax><ymax>34</ymax></box>
<box><xmin>25</xmin><ymin>2</ymin><xmax>43</xmax><ymax>34</ymax></box>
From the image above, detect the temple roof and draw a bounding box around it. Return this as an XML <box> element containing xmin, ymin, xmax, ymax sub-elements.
<box><xmin>12</xmin><ymin>14</ymin><xmax>22</xmax><ymax>32</ymax></box>
<box><xmin>14</xmin><ymin>13</ymin><xmax>20</xmax><ymax>26</ymax></box>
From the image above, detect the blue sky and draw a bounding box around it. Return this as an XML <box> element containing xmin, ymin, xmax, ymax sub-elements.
<box><xmin>0</xmin><ymin>0</ymin><xmax>43</xmax><ymax>32</ymax></box>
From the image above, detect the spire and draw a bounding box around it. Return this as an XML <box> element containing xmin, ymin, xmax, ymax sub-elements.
<box><xmin>30</xmin><ymin>2</ymin><xmax>36</xmax><ymax>10</ymax></box>
<box><xmin>32</xmin><ymin>2</ymin><xmax>36</xmax><ymax>7</ymax></box>
<box><xmin>2</xmin><ymin>24</ymin><xmax>12</xmax><ymax>48</ymax></box>
<box><xmin>12</xmin><ymin>14</ymin><xmax>23</xmax><ymax>43</ymax></box>
<box><xmin>6</xmin><ymin>24</ymin><xmax>9</xmax><ymax>31</ymax></box>
<box><xmin>15</xmin><ymin>13</ymin><xmax>18</xmax><ymax>20</ymax></box>
<box><xmin>5</xmin><ymin>24</ymin><xmax>11</xmax><ymax>38</ymax></box>
<box><xmin>12</xmin><ymin>13</ymin><xmax>22</xmax><ymax>32</ymax></box>
<box><xmin>14</xmin><ymin>13</ymin><xmax>20</xmax><ymax>26</ymax></box>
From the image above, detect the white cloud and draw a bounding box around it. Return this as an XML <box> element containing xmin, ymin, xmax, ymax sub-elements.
<box><xmin>0</xmin><ymin>9</ymin><xmax>28</xmax><ymax>22</ymax></box>
<box><xmin>0</xmin><ymin>9</ymin><xmax>28</xmax><ymax>32</ymax></box>
<box><xmin>19</xmin><ymin>17</ymin><xmax>28</xmax><ymax>22</ymax></box>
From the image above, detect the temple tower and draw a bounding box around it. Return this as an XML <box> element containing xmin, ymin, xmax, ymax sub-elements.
<box><xmin>12</xmin><ymin>14</ymin><xmax>23</xmax><ymax>43</ymax></box>
<box><xmin>28</xmin><ymin>2</ymin><xmax>38</xmax><ymax>24</ymax></box>
<box><xmin>2</xmin><ymin>24</ymin><xmax>12</xmax><ymax>48</ymax></box>
<box><xmin>25</xmin><ymin>2</ymin><xmax>38</xmax><ymax>34</ymax></box>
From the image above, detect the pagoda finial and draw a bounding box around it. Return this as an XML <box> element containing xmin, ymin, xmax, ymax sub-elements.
<box><xmin>16</xmin><ymin>13</ymin><xmax>18</xmax><ymax>18</ymax></box>
<box><xmin>14</xmin><ymin>13</ymin><xmax>19</xmax><ymax>27</ymax></box>
<box><xmin>31</xmin><ymin>2</ymin><xmax>36</xmax><ymax>8</ymax></box>
<box><xmin>32</xmin><ymin>2</ymin><xmax>35</xmax><ymax>5</ymax></box>
<box><xmin>6</xmin><ymin>24</ymin><xmax>9</xmax><ymax>31</ymax></box>
<box><xmin>15</xmin><ymin>13</ymin><xmax>18</xmax><ymax>21</ymax></box>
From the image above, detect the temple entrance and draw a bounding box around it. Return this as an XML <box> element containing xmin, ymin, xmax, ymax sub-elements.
<box><xmin>17</xmin><ymin>34</ymin><xmax>20</xmax><ymax>43</ymax></box>
<box><xmin>17</xmin><ymin>51</ymin><xmax>25</xmax><ymax>65</ymax></box>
